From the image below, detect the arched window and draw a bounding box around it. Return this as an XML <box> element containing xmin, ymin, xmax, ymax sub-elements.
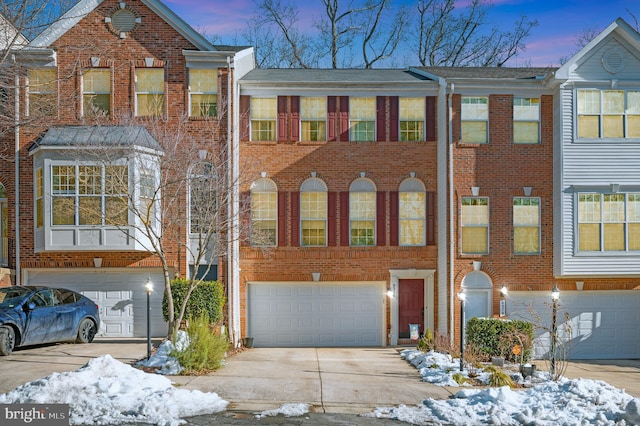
<box><xmin>250</xmin><ymin>178</ymin><xmax>277</xmax><ymax>246</ymax></box>
<box><xmin>349</xmin><ymin>178</ymin><xmax>376</xmax><ymax>246</ymax></box>
<box><xmin>300</xmin><ymin>178</ymin><xmax>327</xmax><ymax>246</ymax></box>
<box><xmin>189</xmin><ymin>162</ymin><xmax>216</xmax><ymax>235</ymax></box>
<box><xmin>399</xmin><ymin>178</ymin><xmax>426</xmax><ymax>246</ymax></box>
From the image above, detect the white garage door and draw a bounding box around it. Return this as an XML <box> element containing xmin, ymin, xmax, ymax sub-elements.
<box><xmin>248</xmin><ymin>282</ymin><xmax>384</xmax><ymax>347</ymax></box>
<box><xmin>24</xmin><ymin>269</ymin><xmax>167</xmax><ymax>338</ymax></box>
<box><xmin>508</xmin><ymin>291</ymin><xmax>640</xmax><ymax>360</ymax></box>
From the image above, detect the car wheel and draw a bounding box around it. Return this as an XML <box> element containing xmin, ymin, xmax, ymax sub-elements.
<box><xmin>76</xmin><ymin>318</ymin><xmax>96</xmax><ymax>344</ymax></box>
<box><xmin>0</xmin><ymin>326</ymin><xmax>15</xmax><ymax>356</ymax></box>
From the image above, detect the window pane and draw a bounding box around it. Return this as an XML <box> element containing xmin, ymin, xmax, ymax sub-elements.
<box><xmin>302</xmin><ymin>121</ymin><xmax>326</xmax><ymax>141</ymax></box>
<box><xmin>251</xmin><ymin>98</ymin><xmax>276</xmax><ymax>119</ymax></box>
<box><xmin>603</xmin><ymin>115</ymin><xmax>624</xmax><ymax>138</ymax></box>
<box><xmin>578</xmin><ymin>90</ymin><xmax>600</xmax><ymax>114</ymax></box>
<box><xmin>400</xmin><ymin>121</ymin><xmax>424</xmax><ymax>142</ymax></box>
<box><xmin>578</xmin><ymin>116</ymin><xmax>599</xmax><ymax>138</ymax></box>
<box><xmin>514</xmin><ymin>122</ymin><xmax>539</xmax><ymax>144</ymax></box>
<box><xmin>251</xmin><ymin>190</ymin><xmax>277</xmax><ymax>246</ymax></box>
<box><xmin>603</xmin><ymin>194</ymin><xmax>624</xmax><ymax>222</ymax></box>
<box><xmin>578</xmin><ymin>194</ymin><xmax>600</xmax><ymax>222</ymax></box>
<box><xmin>301</xmin><ymin>97</ymin><xmax>326</xmax><ymax>119</ymax></box>
<box><xmin>400</xmin><ymin>192</ymin><xmax>425</xmax><ymax>218</ymax></box>
<box><xmin>84</xmin><ymin>69</ymin><xmax>110</xmax><ymax>93</ymax></box>
<box><xmin>461</xmin><ymin>227</ymin><xmax>488</xmax><ymax>253</ymax></box>
<box><xmin>514</xmin><ymin>227</ymin><xmax>539</xmax><ymax>253</ymax></box>
<box><xmin>350</xmin><ymin>121</ymin><xmax>374</xmax><ymax>142</ymax></box>
<box><xmin>350</xmin><ymin>220</ymin><xmax>374</xmax><ymax>246</ymax></box>
<box><xmin>189</xmin><ymin>69</ymin><xmax>217</xmax><ymax>93</ymax></box>
<box><xmin>136</xmin><ymin>69</ymin><xmax>164</xmax><ymax>93</ymax></box>
<box><xmin>84</xmin><ymin>94</ymin><xmax>110</xmax><ymax>115</ymax></box>
<box><xmin>137</xmin><ymin>94</ymin><xmax>164</xmax><ymax>116</ymax></box>
<box><xmin>628</xmin><ymin>115</ymin><xmax>640</xmax><ymax>138</ymax></box>
<box><xmin>350</xmin><ymin>192</ymin><xmax>375</xmax><ymax>219</ymax></box>
<box><xmin>302</xmin><ymin>220</ymin><xmax>326</xmax><ymax>246</ymax></box>
<box><xmin>400</xmin><ymin>98</ymin><xmax>425</xmax><ymax>120</ymax></box>
<box><xmin>53</xmin><ymin>166</ymin><xmax>76</xmax><ymax>194</ymax></box>
<box><xmin>461</xmin><ymin>121</ymin><xmax>487</xmax><ymax>143</ymax></box>
<box><xmin>79</xmin><ymin>196</ymin><xmax>101</xmax><ymax>225</ymax></box>
<box><xmin>400</xmin><ymin>220</ymin><xmax>425</xmax><ymax>245</ymax></box>
<box><xmin>78</xmin><ymin>166</ymin><xmax>101</xmax><ymax>195</ymax></box>
<box><xmin>603</xmin><ymin>223</ymin><xmax>624</xmax><ymax>251</ymax></box>
<box><xmin>603</xmin><ymin>90</ymin><xmax>624</xmax><ymax>113</ymax></box>
<box><xmin>461</xmin><ymin>198</ymin><xmax>488</xmax><ymax>225</ymax></box>
<box><xmin>191</xmin><ymin>94</ymin><xmax>217</xmax><ymax>116</ymax></box>
<box><xmin>629</xmin><ymin>223</ymin><xmax>640</xmax><ymax>250</ymax></box>
<box><xmin>105</xmin><ymin>166</ymin><xmax>128</xmax><ymax>195</ymax></box>
<box><xmin>579</xmin><ymin>223</ymin><xmax>600</xmax><ymax>251</ymax></box>
<box><xmin>301</xmin><ymin>192</ymin><xmax>327</xmax><ymax>219</ymax></box>
<box><xmin>514</xmin><ymin>98</ymin><xmax>539</xmax><ymax>120</ymax></box>
<box><xmin>106</xmin><ymin>196</ymin><xmax>128</xmax><ymax>225</ymax></box>
<box><xmin>461</xmin><ymin>97</ymin><xmax>488</xmax><ymax>119</ymax></box>
<box><xmin>52</xmin><ymin>197</ymin><xmax>75</xmax><ymax>225</ymax></box>
<box><xmin>350</xmin><ymin>97</ymin><xmax>375</xmax><ymax>142</ymax></box>
<box><xmin>251</xmin><ymin>220</ymin><xmax>276</xmax><ymax>245</ymax></box>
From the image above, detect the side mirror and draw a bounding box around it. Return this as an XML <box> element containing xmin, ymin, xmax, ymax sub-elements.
<box><xmin>23</xmin><ymin>302</ymin><xmax>36</xmax><ymax>312</ymax></box>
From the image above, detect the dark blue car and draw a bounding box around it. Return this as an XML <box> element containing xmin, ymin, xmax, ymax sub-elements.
<box><xmin>0</xmin><ymin>286</ymin><xmax>100</xmax><ymax>355</ymax></box>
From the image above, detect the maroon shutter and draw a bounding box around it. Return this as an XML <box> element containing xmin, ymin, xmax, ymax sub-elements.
<box><xmin>340</xmin><ymin>191</ymin><xmax>350</xmax><ymax>246</ymax></box>
<box><xmin>327</xmin><ymin>96</ymin><xmax>337</xmax><ymax>141</ymax></box>
<box><xmin>328</xmin><ymin>192</ymin><xmax>337</xmax><ymax>246</ymax></box>
<box><xmin>240</xmin><ymin>95</ymin><xmax>250</xmax><ymax>141</ymax></box>
<box><xmin>389</xmin><ymin>191</ymin><xmax>399</xmax><ymax>246</ymax></box>
<box><xmin>339</xmin><ymin>97</ymin><xmax>349</xmax><ymax>142</ymax></box>
<box><xmin>240</xmin><ymin>191</ymin><xmax>251</xmax><ymax>246</ymax></box>
<box><xmin>376</xmin><ymin>96</ymin><xmax>386</xmax><ymax>142</ymax></box>
<box><xmin>389</xmin><ymin>96</ymin><xmax>399</xmax><ymax>142</ymax></box>
<box><xmin>425</xmin><ymin>96</ymin><xmax>436</xmax><ymax>141</ymax></box>
<box><xmin>426</xmin><ymin>191</ymin><xmax>436</xmax><ymax>245</ymax></box>
<box><xmin>290</xmin><ymin>96</ymin><xmax>300</xmax><ymax>141</ymax></box>
<box><xmin>376</xmin><ymin>191</ymin><xmax>386</xmax><ymax>246</ymax></box>
<box><xmin>291</xmin><ymin>191</ymin><xmax>300</xmax><ymax>246</ymax></box>
<box><xmin>277</xmin><ymin>192</ymin><xmax>287</xmax><ymax>246</ymax></box>
<box><xmin>277</xmin><ymin>96</ymin><xmax>288</xmax><ymax>141</ymax></box>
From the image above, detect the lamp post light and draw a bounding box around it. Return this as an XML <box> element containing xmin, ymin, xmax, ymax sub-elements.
<box><xmin>500</xmin><ymin>286</ymin><xmax>508</xmax><ymax>317</ymax></box>
<box><xmin>145</xmin><ymin>277</ymin><xmax>154</xmax><ymax>360</ymax></box>
<box><xmin>550</xmin><ymin>284</ymin><xmax>560</xmax><ymax>378</ymax></box>
<box><xmin>457</xmin><ymin>289</ymin><xmax>466</xmax><ymax>371</ymax></box>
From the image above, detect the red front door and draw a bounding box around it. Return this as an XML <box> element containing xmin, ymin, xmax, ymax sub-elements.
<box><xmin>398</xmin><ymin>279</ymin><xmax>424</xmax><ymax>338</ymax></box>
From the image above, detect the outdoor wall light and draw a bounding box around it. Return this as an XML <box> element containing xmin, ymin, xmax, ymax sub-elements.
<box><xmin>386</xmin><ymin>288</ymin><xmax>394</xmax><ymax>298</ymax></box>
<box><xmin>500</xmin><ymin>286</ymin><xmax>508</xmax><ymax>296</ymax></box>
<box><xmin>500</xmin><ymin>286</ymin><xmax>508</xmax><ymax>317</ymax></box>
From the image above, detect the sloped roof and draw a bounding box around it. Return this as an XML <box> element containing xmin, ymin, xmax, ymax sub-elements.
<box><xmin>29</xmin><ymin>126</ymin><xmax>163</xmax><ymax>152</ymax></box>
<box><xmin>0</xmin><ymin>11</ymin><xmax>29</xmax><ymax>49</ymax></box>
<box><xmin>414</xmin><ymin>66</ymin><xmax>557</xmax><ymax>80</ymax></box>
<box><xmin>240</xmin><ymin>68</ymin><xmax>433</xmax><ymax>84</ymax></box>
<box><xmin>29</xmin><ymin>0</ymin><xmax>216</xmax><ymax>52</ymax></box>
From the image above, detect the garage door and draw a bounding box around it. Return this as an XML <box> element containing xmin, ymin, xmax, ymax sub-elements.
<box><xmin>508</xmin><ymin>291</ymin><xmax>640</xmax><ymax>360</ymax></box>
<box><xmin>247</xmin><ymin>282</ymin><xmax>384</xmax><ymax>347</ymax></box>
<box><xmin>24</xmin><ymin>269</ymin><xmax>167</xmax><ymax>338</ymax></box>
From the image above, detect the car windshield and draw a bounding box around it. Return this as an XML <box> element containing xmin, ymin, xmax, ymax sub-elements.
<box><xmin>0</xmin><ymin>287</ymin><xmax>32</xmax><ymax>307</ymax></box>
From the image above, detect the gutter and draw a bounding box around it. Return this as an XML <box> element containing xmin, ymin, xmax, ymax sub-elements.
<box><xmin>448</xmin><ymin>83</ymin><xmax>455</xmax><ymax>346</ymax></box>
<box><xmin>13</xmin><ymin>54</ymin><xmax>20</xmax><ymax>285</ymax></box>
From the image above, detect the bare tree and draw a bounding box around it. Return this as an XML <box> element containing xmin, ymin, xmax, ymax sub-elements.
<box><xmin>361</xmin><ymin>0</ymin><xmax>408</xmax><ymax>68</ymax></box>
<box><xmin>416</xmin><ymin>0</ymin><xmax>537</xmax><ymax>67</ymax></box>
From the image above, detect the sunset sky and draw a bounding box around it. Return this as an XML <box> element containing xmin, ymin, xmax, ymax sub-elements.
<box><xmin>163</xmin><ymin>0</ymin><xmax>639</xmax><ymax>67</ymax></box>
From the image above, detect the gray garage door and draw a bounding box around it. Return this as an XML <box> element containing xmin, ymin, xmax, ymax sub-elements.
<box><xmin>508</xmin><ymin>291</ymin><xmax>640</xmax><ymax>360</ymax></box>
<box><xmin>24</xmin><ymin>269</ymin><xmax>167</xmax><ymax>338</ymax></box>
<box><xmin>248</xmin><ymin>282</ymin><xmax>384</xmax><ymax>347</ymax></box>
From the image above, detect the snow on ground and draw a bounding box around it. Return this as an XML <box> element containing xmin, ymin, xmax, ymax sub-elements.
<box><xmin>367</xmin><ymin>349</ymin><xmax>640</xmax><ymax>426</ymax></box>
<box><xmin>0</xmin><ymin>341</ymin><xmax>227</xmax><ymax>426</ymax></box>
<box><xmin>254</xmin><ymin>403</ymin><xmax>311</xmax><ymax>419</ymax></box>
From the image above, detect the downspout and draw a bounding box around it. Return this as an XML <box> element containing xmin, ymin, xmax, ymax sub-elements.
<box><xmin>448</xmin><ymin>83</ymin><xmax>455</xmax><ymax>346</ymax></box>
<box><xmin>13</xmin><ymin>54</ymin><xmax>20</xmax><ymax>285</ymax></box>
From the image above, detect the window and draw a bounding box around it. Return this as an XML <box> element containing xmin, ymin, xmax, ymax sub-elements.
<box><xmin>28</xmin><ymin>68</ymin><xmax>56</xmax><ymax>116</ymax></box>
<box><xmin>513</xmin><ymin>197</ymin><xmax>540</xmax><ymax>254</ymax></box>
<box><xmin>461</xmin><ymin>197</ymin><xmax>489</xmax><ymax>254</ymax></box>
<box><xmin>189</xmin><ymin>162</ymin><xmax>216</xmax><ymax>234</ymax></box>
<box><xmin>578</xmin><ymin>192</ymin><xmax>640</xmax><ymax>252</ymax></box>
<box><xmin>139</xmin><ymin>169</ymin><xmax>156</xmax><ymax>226</ymax></box>
<box><xmin>577</xmin><ymin>89</ymin><xmax>640</xmax><ymax>139</ymax></box>
<box><xmin>135</xmin><ymin>68</ymin><xmax>164</xmax><ymax>117</ymax></box>
<box><xmin>301</xmin><ymin>97</ymin><xmax>326</xmax><ymax>141</ymax></box>
<box><xmin>300</xmin><ymin>178</ymin><xmax>327</xmax><ymax>246</ymax></box>
<box><xmin>350</xmin><ymin>97</ymin><xmax>375</xmax><ymax>142</ymax></box>
<box><xmin>514</xmin><ymin>97</ymin><xmax>539</xmax><ymax>144</ymax></box>
<box><xmin>35</xmin><ymin>168</ymin><xmax>43</xmax><ymax>228</ymax></box>
<box><xmin>189</xmin><ymin>69</ymin><xmax>217</xmax><ymax>117</ymax></box>
<box><xmin>400</xmin><ymin>98</ymin><xmax>425</xmax><ymax>142</ymax></box>
<box><xmin>461</xmin><ymin>96</ymin><xmax>488</xmax><ymax>144</ymax></box>
<box><xmin>83</xmin><ymin>69</ymin><xmax>111</xmax><ymax>116</ymax></box>
<box><xmin>251</xmin><ymin>98</ymin><xmax>276</xmax><ymax>141</ymax></box>
<box><xmin>250</xmin><ymin>178</ymin><xmax>277</xmax><ymax>246</ymax></box>
<box><xmin>51</xmin><ymin>164</ymin><xmax>128</xmax><ymax>226</ymax></box>
<box><xmin>350</xmin><ymin>178</ymin><xmax>375</xmax><ymax>246</ymax></box>
<box><xmin>399</xmin><ymin>178</ymin><xmax>426</xmax><ymax>245</ymax></box>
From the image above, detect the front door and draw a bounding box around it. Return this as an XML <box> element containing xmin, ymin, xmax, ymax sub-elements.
<box><xmin>398</xmin><ymin>279</ymin><xmax>424</xmax><ymax>338</ymax></box>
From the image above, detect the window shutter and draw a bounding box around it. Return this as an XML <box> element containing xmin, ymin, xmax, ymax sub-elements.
<box><xmin>339</xmin><ymin>97</ymin><xmax>349</xmax><ymax>142</ymax></box>
<box><xmin>389</xmin><ymin>96</ymin><xmax>399</xmax><ymax>142</ymax></box>
<box><xmin>376</xmin><ymin>96</ymin><xmax>386</xmax><ymax>142</ymax></box>
<box><xmin>328</xmin><ymin>192</ymin><xmax>337</xmax><ymax>246</ymax></box>
<box><xmin>376</xmin><ymin>191</ymin><xmax>386</xmax><ymax>246</ymax></box>
<box><xmin>340</xmin><ymin>191</ymin><xmax>350</xmax><ymax>246</ymax></box>
<box><xmin>290</xmin><ymin>96</ymin><xmax>300</xmax><ymax>141</ymax></box>
<box><xmin>389</xmin><ymin>191</ymin><xmax>399</xmax><ymax>246</ymax></box>
<box><xmin>277</xmin><ymin>96</ymin><xmax>288</xmax><ymax>141</ymax></box>
<box><xmin>278</xmin><ymin>192</ymin><xmax>287</xmax><ymax>246</ymax></box>
<box><xmin>240</xmin><ymin>190</ymin><xmax>251</xmax><ymax>246</ymax></box>
<box><xmin>291</xmin><ymin>191</ymin><xmax>300</xmax><ymax>245</ymax></box>
<box><xmin>426</xmin><ymin>96</ymin><xmax>436</xmax><ymax>141</ymax></box>
<box><xmin>328</xmin><ymin>96</ymin><xmax>337</xmax><ymax>142</ymax></box>
<box><xmin>240</xmin><ymin>95</ymin><xmax>250</xmax><ymax>141</ymax></box>
<box><xmin>426</xmin><ymin>191</ymin><xmax>435</xmax><ymax>245</ymax></box>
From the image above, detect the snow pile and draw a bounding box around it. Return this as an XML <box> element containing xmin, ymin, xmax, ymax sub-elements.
<box><xmin>368</xmin><ymin>349</ymin><xmax>640</xmax><ymax>425</ymax></box>
<box><xmin>136</xmin><ymin>331</ymin><xmax>191</xmax><ymax>375</ymax></box>
<box><xmin>255</xmin><ymin>403</ymin><xmax>311</xmax><ymax>419</ymax></box>
<box><xmin>0</xmin><ymin>354</ymin><xmax>227</xmax><ymax>426</ymax></box>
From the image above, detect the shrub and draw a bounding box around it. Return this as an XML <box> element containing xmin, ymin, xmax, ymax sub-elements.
<box><xmin>417</xmin><ymin>328</ymin><xmax>435</xmax><ymax>352</ymax></box>
<box><xmin>171</xmin><ymin>315</ymin><xmax>229</xmax><ymax>374</ymax></box>
<box><xmin>486</xmin><ymin>366</ymin><xmax>515</xmax><ymax>388</ymax></box>
<box><xmin>162</xmin><ymin>279</ymin><xmax>225</xmax><ymax>324</ymax></box>
<box><xmin>466</xmin><ymin>317</ymin><xmax>534</xmax><ymax>363</ymax></box>
<box><xmin>452</xmin><ymin>372</ymin><xmax>467</xmax><ymax>385</ymax></box>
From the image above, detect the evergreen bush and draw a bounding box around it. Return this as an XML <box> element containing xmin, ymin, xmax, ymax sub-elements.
<box><xmin>466</xmin><ymin>317</ymin><xmax>534</xmax><ymax>363</ymax></box>
<box><xmin>171</xmin><ymin>314</ymin><xmax>229</xmax><ymax>374</ymax></box>
<box><xmin>162</xmin><ymin>279</ymin><xmax>225</xmax><ymax>324</ymax></box>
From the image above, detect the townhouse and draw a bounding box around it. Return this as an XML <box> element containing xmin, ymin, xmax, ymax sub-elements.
<box><xmin>1</xmin><ymin>0</ymin><xmax>639</xmax><ymax>359</ymax></box>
